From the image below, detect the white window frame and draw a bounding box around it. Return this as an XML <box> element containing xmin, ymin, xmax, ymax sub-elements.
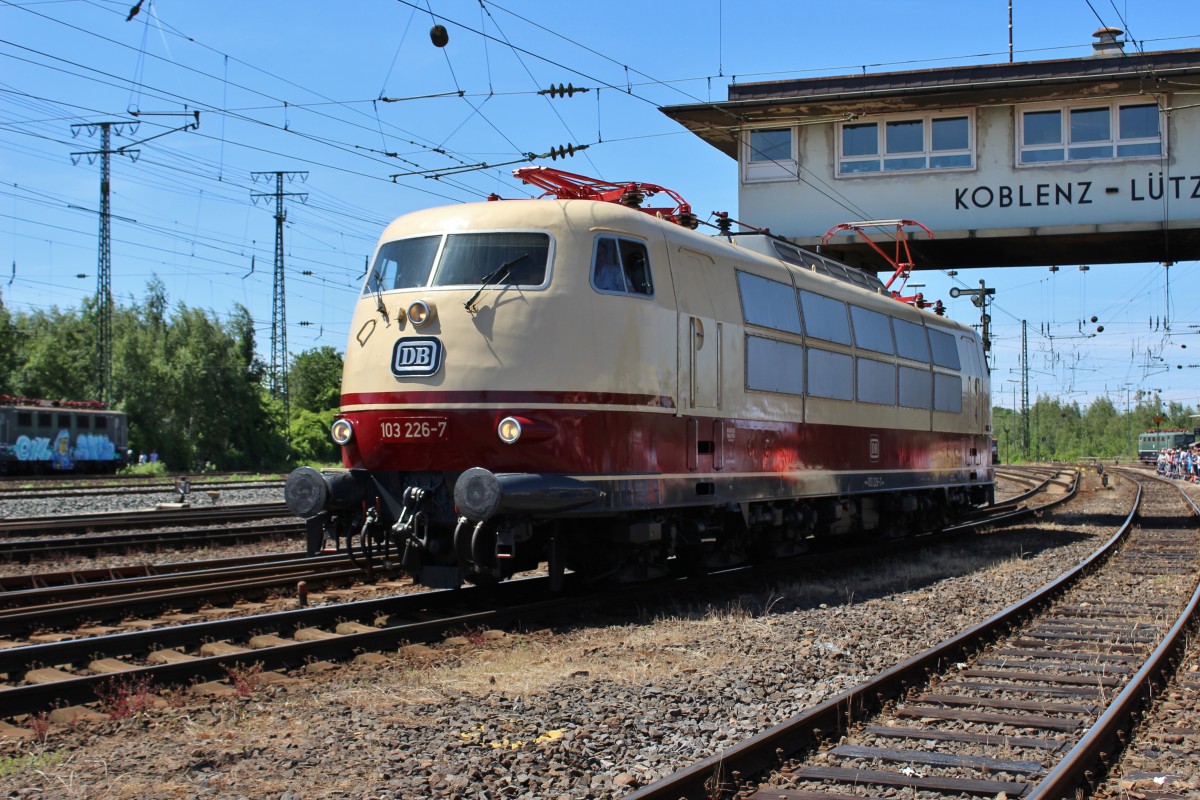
<box><xmin>836</xmin><ymin>111</ymin><xmax>975</xmax><ymax>177</ymax></box>
<box><xmin>743</xmin><ymin>127</ymin><xmax>796</xmax><ymax>183</ymax></box>
<box><xmin>1017</xmin><ymin>101</ymin><xmax>1163</xmax><ymax>166</ymax></box>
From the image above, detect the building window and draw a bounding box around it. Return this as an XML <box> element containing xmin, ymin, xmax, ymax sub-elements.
<box><xmin>1019</xmin><ymin>102</ymin><xmax>1161</xmax><ymax>165</ymax></box>
<box><xmin>838</xmin><ymin>114</ymin><xmax>973</xmax><ymax>175</ymax></box>
<box><xmin>749</xmin><ymin>129</ymin><xmax>792</xmax><ymax>162</ymax></box>
<box><xmin>744</xmin><ymin>127</ymin><xmax>795</xmax><ymax>182</ymax></box>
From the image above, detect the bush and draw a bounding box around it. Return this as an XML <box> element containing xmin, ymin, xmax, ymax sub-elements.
<box><xmin>289</xmin><ymin>408</ymin><xmax>339</xmax><ymax>464</ymax></box>
<box><xmin>119</xmin><ymin>461</ymin><xmax>169</xmax><ymax>477</ymax></box>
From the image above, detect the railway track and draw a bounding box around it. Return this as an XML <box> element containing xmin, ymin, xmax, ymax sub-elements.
<box><xmin>0</xmin><ymin>549</ymin><xmax>310</xmax><ymax>592</ymax></box>
<box><xmin>0</xmin><ymin>551</ymin><xmax>377</xmax><ymax>636</ymax></box>
<box><xmin>0</xmin><ymin>519</ymin><xmax>304</xmax><ymax>562</ymax></box>
<box><xmin>623</xmin><ymin>469</ymin><xmax>1200</xmax><ymax>800</ymax></box>
<box><xmin>0</xmin><ymin>472</ymin><xmax>1077</xmax><ymax>722</ymax></box>
<box><xmin>0</xmin><ymin>502</ymin><xmax>293</xmax><ymax>537</ymax></box>
<box><xmin>0</xmin><ymin>471</ymin><xmax>285</xmax><ymax>494</ymax></box>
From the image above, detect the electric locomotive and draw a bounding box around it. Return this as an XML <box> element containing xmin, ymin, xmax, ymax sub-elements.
<box><xmin>0</xmin><ymin>395</ymin><xmax>130</xmax><ymax>474</ymax></box>
<box><xmin>285</xmin><ymin>173</ymin><xmax>993</xmax><ymax>588</ymax></box>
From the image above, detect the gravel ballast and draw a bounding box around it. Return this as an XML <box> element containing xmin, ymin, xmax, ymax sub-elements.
<box><xmin>0</xmin><ymin>473</ymin><xmax>1135</xmax><ymax>799</ymax></box>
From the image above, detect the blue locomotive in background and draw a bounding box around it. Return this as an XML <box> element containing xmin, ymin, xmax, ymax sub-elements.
<box><xmin>0</xmin><ymin>395</ymin><xmax>131</xmax><ymax>474</ymax></box>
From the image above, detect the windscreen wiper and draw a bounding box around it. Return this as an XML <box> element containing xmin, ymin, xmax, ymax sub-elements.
<box><xmin>371</xmin><ymin>270</ymin><xmax>389</xmax><ymax>322</ymax></box>
<box><xmin>463</xmin><ymin>252</ymin><xmax>528</xmax><ymax>312</ymax></box>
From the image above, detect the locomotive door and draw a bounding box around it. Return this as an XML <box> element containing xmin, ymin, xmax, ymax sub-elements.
<box><xmin>670</xmin><ymin>248</ymin><xmax>721</xmax><ymax>411</ymax></box>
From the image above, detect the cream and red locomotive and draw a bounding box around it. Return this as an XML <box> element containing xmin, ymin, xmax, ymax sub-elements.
<box><xmin>285</xmin><ymin>171</ymin><xmax>993</xmax><ymax>588</ymax></box>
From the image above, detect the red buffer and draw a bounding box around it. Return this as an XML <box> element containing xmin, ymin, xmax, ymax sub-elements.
<box><xmin>509</xmin><ymin>166</ymin><xmax>698</xmax><ymax>229</ymax></box>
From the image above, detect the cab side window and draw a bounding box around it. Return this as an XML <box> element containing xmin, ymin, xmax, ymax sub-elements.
<box><xmin>592</xmin><ymin>236</ymin><xmax>653</xmax><ymax>296</ymax></box>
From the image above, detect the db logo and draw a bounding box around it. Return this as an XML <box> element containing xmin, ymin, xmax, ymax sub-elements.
<box><xmin>391</xmin><ymin>337</ymin><xmax>443</xmax><ymax>377</ymax></box>
<box><xmin>868</xmin><ymin>434</ymin><xmax>881</xmax><ymax>462</ymax></box>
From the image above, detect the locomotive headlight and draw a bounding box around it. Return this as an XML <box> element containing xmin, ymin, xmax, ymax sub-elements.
<box><xmin>497</xmin><ymin>416</ymin><xmax>523</xmax><ymax>444</ymax></box>
<box><xmin>330</xmin><ymin>418</ymin><xmax>354</xmax><ymax>445</ymax></box>
<box><xmin>407</xmin><ymin>300</ymin><xmax>437</xmax><ymax>327</ymax></box>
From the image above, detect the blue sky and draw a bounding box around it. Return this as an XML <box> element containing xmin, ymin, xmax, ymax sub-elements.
<box><xmin>2</xmin><ymin>0</ymin><xmax>1198</xmax><ymax>410</ymax></box>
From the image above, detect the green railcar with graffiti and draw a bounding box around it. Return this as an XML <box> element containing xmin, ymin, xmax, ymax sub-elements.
<box><xmin>0</xmin><ymin>395</ymin><xmax>132</xmax><ymax>474</ymax></box>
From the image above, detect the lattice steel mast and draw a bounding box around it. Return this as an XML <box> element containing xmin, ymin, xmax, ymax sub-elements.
<box><xmin>1021</xmin><ymin>319</ymin><xmax>1030</xmax><ymax>457</ymax></box>
<box><xmin>71</xmin><ymin>114</ymin><xmax>197</xmax><ymax>405</ymax></box>
<box><xmin>251</xmin><ymin>171</ymin><xmax>308</xmax><ymax>426</ymax></box>
<box><xmin>70</xmin><ymin>121</ymin><xmax>136</xmax><ymax>404</ymax></box>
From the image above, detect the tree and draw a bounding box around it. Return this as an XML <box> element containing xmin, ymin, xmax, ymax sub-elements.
<box><xmin>289</xmin><ymin>346</ymin><xmax>343</xmax><ymax>413</ymax></box>
<box><xmin>289</xmin><ymin>407</ymin><xmax>341</xmax><ymax>465</ymax></box>
<box><xmin>0</xmin><ymin>293</ymin><xmax>18</xmax><ymax>394</ymax></box>
<box><xmin>996</xmin><ymin>392</ymin><xmax>1197</xmax><ymax>463</ymax></box>
<box><xmin>110</xmin><ymin>283</ymin><xmax>287</xmax><ymax>470</ymax></box>
<box><xmin>10</xmin><ymin>304</ymin><xmax>96</xmax><ymax>401</ymax></box>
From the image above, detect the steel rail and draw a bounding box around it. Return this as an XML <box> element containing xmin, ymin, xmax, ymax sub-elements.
<box><xmin>1024</xmin><ymin>470</ymin><xmax>1200</xmax><ymax>800</ymax></box>
<box><xmin>0</xmin><ymin>503</ymin><xmax>294</xmax><ymax>536</ymax></box>
<box><xmin>0</xmin><ymin>471</ymin><xmax>285</xmax><ymax>490</ymax></box>
<box><xmin>0</xmin><ymin>567</ymin><xmax>370</xmax><ymax>636</ymax></box>
<box><xmin>0</xmin><ymin>552</ymin><xmax>337</xmax><ymax>605</ymax></box>
<box><xmin>0</xmin><ymin>549</ymin><xmax>309</xmax><ymax>592</ymax></box>
<box><xmin>622</xmin><ymin>474</ymin><xmax>1137</xmax><ymax>800</ymax></box>
<box><xmin>0</xmin><ymin>475</ymin><xmax>1081</xmax><ymax>720</ymax></box>
<box><xmin>0</xmin><ymin>575</ymin><xmax>561</xmax><ymax>717</ymax></box>
<box><xmin>0</xmin><ymin>556</ymin><xmax>374</xmax><ymax>636</ymax></box>
<box><xmin>0</xmin><ymin>521</ymin><xmax>303</xmax><ymax>561</ymax></box>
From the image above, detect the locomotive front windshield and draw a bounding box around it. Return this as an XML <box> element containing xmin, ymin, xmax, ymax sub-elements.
<box><xmin>364</xmin><ymin>232</ymin><xmax>550</xmax><ymax>295</ymax></box>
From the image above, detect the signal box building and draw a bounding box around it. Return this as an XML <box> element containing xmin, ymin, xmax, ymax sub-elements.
<box><xmin>661</xmin><ymin>30</ymin><xmax>1200</xmax><ymax>270</ymax></box>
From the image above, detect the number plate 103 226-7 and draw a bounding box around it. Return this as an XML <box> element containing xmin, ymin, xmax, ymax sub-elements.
<box><xmin>380</xmin><ymin>417</ymin><xmax>449</xmax><ymax>442</ymax></box>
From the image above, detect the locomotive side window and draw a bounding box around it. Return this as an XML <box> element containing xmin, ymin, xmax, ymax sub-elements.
<box><xmin>849</xmin><ymin>305</ymin><xmax>894</xmax><ymax>354</ymax></box>
<box><xmin>77</xmin><ymin>415</ymin><xmax>91</xmax><ymax>430</ymax></box>
<box><xmin>817</xmin><ymin>259</ymin><xmax>850</xmax><ymax>281</ymax></box>
<box><xmin>856</xmin><ymin>357</ymin><xmax>896</xmax><ymax>405</ymax></box>
<box><xmin>771</xmin><ymin>241</ymin><xmax>807</xmax><ymax>268</ymax></box>
<box><xmin>928</xmin><ymin>327</ymin><xmax>961</xmax><ymax>370</ymax></box>
<box><xmin>745</xmin><ymin>335</ymin><xmax>805</xmax><ymax>395</ymax></box>
<box><xmin>17</xmin><ymin>411</ymin><xmax>31</xmax><ymax>427</ymax></box>
<box><xmin>37</xmin><ymin>412</ymin><xmax>51</xmax><ymax>428</ymax></box>
<box><xmin>899</xmin><ymin>365</ymin><xmax>933</xmax><ymax>409</ymax></box>
<box><xmin>893</xmin><ymin>318</ymin><xmax>930</xmax><ymax>361</ymax></box>
<box><xmin>95</xmin><ymin>416</ymin><xmax>108</xmax><ymax>430</ymax></box>
<box><xmin>807</xmin><ymin>348</ymin><xmax>853</xmax><ymax>400</ymax></box>
<box><xmin>591</xmin><ymin>236</ymin><xmax>653</xmax><ymax>296</ymax></box>
<box><xmin>436</xmin><ymin>232</ymin><xmax>550</xmax><ymax>288</ymax></box>
<box><xmin>933</xmin><ymin>373</ymin><xmax>963</xmax><ymax>412</ymax></box>
<box><xmin>798</xmin><ymin>291</ymin><xmax>851</xmax><ymax>346</ymax></box>
<box><xmin>365</xmin><ymin>235</ymin><xmax>441</xmax><ymax>294</ymax></box>
<box><xmin>57</xmin><ymin>413</ymin><xmax>71</xmax><ymax>428</ymax></box>
<box><xmin>736</xmin><ymin>271</ymin><xmax>801</xmax><ymax>333</ymax></box>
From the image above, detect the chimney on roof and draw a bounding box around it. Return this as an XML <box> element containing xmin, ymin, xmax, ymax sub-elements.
<box><xmin>1092</xmin><ymin>26</ymin><xmax>1126</xmax><ymax>57</ymax></box>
